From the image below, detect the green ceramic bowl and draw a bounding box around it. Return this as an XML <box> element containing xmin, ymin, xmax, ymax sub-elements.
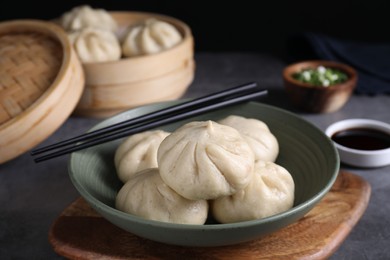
<box><xmin>69</xmin><ymin>101</ymin><xmax>339</xmax><ymax>247</ymax></box>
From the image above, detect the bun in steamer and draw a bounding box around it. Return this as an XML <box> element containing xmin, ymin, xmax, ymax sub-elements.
<box><xmin>68</xmin><ymin>27</ymin><xmax>121</xmax><ymax>63</ymax></box>
<box><xmin>121</xmin><ymin>18</ymin><xmax>182</xmax><ymax>57</ymax></box>
<box><xmin>59</xmin><ymin>5</ymin><xmax>117</xmax><ymax>32</ymax></box>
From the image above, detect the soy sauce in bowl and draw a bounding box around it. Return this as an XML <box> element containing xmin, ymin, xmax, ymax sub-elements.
<box><xmin>325</xmin><ymin>119</ymin><xmax>390</xmax><ymax>167</ymax></box>
<box><xmin>331</xmin><ymin>128</ymin><xmax>390</xmax><ymax>151</ymax></box>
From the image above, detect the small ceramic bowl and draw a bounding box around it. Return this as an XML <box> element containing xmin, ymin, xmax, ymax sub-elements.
<box><xmin>283</xmin><ymin>60</ymin><xmax>357</xmax><ymax>113</ymax></box>
<box><xmin>69</xmin><ymin>101</ymin><xmax>339</xmax><ymax>247</ymax></box>
<box><xmin>325</xmin><ymin>118</ymin><xmax>390</xmax><ymax>168</ymax></box>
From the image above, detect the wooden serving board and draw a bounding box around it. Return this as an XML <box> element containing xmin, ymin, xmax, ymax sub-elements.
<box><xmin>49</xmin><ymin>171</ymin><xmax>371</xmax><ymax>259</ymax></box>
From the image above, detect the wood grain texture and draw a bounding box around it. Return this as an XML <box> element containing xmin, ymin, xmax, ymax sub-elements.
<box><xmin>49</xmin><ymin>171</ymin><xmax>370</xmax><ymax>260</ymax></box>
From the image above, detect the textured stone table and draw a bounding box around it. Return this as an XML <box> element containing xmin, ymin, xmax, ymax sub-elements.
<box><xmin>1</xmin><ymin>53</ymin><xmax>389</xmax><ymax>259</ymax></box>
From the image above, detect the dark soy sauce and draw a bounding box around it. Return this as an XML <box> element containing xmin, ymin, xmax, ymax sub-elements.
<box><xmin>331</xmin><ymin>128</ymin><xmax>390</xmax><ymax>150</ymax></box>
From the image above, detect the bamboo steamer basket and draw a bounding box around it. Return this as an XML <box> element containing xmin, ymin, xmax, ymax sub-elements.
<box><xmin>74</xmin><ymin>11</ymin><xmax>194</xmax><ymax>117</ymax></box>
<box><xmin>0</xmin><ymin>20</ymin><xmax>84</xmax><ymax>164</ymax></box>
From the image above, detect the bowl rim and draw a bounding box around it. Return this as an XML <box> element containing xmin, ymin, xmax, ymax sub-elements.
<box><xmin>283</xmin><ymin>60</ymin><xmax>358</xmax><ymax>89</ymax></box>
<box><xmin>325</xmin><ymin>118</ymin><xmax>390</xmax><ymax>154</ymax></box>
<box><xmin>69</xmin><ymin>101</ymin><xmax>340</xmax><ymax>230</ymax></box>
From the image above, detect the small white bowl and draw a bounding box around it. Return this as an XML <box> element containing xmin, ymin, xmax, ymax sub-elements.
<box><xmin>325</xmin><ymin>119</ymin><xmax>390</xmax><ymax>168</ymax></box>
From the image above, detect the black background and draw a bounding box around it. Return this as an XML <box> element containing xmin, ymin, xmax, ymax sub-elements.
<box><xmin>0</xmin><ymin>0</ymin><xmax>388</xmax><ymax>58</ymax></box>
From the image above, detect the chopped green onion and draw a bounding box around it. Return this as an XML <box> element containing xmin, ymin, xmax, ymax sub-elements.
<box><xmin>292</xmin><ymin>66</ymin><xmax>348</xmax><ymax>87</ymax></box>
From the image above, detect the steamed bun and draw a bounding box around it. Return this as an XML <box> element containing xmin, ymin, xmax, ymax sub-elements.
<box><xmin>121</xmin><ymin>18</ymin><xmax>182</xmax><ymax>57</ymax></box>
<box><xmin>114</xmin><ymin>130</ymin><xmax>170</xmax><ymax>183</ymax></box>
<box><xmin>212</xmin><ymin>161</ymin><xmax>295</xmax><ymax>223</ymax></box>
<box><xmin>218</xmin><ymin>115</ymin><xmax>279</xmax><ymax>162</ymax></box>
<box><xmin>157</xmin><ymin>121</ymin><xmax>255</xmax><ymax>200</ymax></box>
<box><xmin>68</xmin><ymin>27</ymin><xmax>121</xmax><ymax>63</ymax></box>
<box><xmin>59</xmin><ymin>5</ymin><xmax>117</xmax><ymax>32</ymax></box>
<box><xmin>116</xmin><ymin>168</ymin><xmax>208</xmax><ymax>224</ymax></box>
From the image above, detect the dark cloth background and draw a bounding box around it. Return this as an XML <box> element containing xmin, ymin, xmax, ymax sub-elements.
<box><xmin>1</xmin><ymin>0</ymin><xmax>389</xmax><ymax>55</ymax></box>
<box><xmin>1</xmin><ymin>0</ymin><xmax>389</xmax><ymax>94</ymax></box>
<box><xmin>287</xmin><ymin>33</ymin><xmax>390</xmax><ymax>94</ymax></box>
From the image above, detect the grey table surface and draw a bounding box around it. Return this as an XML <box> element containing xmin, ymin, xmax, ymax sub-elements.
<box><xmin>1</xmin><ymin>52</ymin><xmax>389</xmax><ymax>259</ymax></box>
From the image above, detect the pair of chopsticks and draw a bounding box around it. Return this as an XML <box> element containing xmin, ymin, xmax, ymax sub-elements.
<box><xmin>31</xmin><ymin>82</ymin><xmax>267</xmax><ymax>163</ymax></box>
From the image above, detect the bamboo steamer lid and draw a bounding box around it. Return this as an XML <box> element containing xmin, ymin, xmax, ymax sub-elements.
<box><xmin>0</xmin><ymin>20</ymin><xmax>84</xmax><ymax>164</ymax></box>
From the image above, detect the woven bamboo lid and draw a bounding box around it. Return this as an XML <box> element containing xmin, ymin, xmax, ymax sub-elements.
<box><xmin>0</xmin><ymin>20</ymin><xmax>84</xmax><ymax>164</ymax></box>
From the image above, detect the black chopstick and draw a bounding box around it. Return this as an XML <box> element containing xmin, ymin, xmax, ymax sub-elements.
<box><xmin>31</xmin><ymin>82</ymin><xmax>258</xmax><ymax>156</ymax></box>
<box><xmin>33</xmin><ymin>88</ymin><xmax>267</xmax><ymax>163</ymax></box>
